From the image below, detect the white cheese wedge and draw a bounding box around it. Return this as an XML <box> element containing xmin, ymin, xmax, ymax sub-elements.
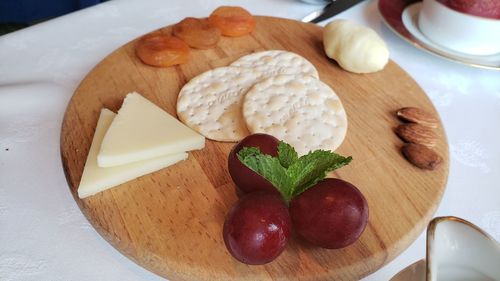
<box><xmin>97</xmin><ymin>92</ymin><xmax>205</xmax><ymax>167</ymax></box>
<box><xmin>78</xmin><ymin>108</ymin><xmax>188</xmax><ymax>198</ymax></box>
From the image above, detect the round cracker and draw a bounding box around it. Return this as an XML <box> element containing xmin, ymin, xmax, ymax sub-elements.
<box><xmin>230</xmin><ymin>50</ymin><xmax>319</xmax><ymax>79</ymax></box>
<box><xmin>176</xmin><ymin>66</ymin><xmax>262</xmax><ymax>142</ymax></box>
<box><xmin>243</xmin><ymin>74</ymin><xmax>347</xmax><ymax>155</ymax></box>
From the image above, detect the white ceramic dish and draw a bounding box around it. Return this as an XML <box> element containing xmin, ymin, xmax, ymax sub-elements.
<box><xmin>390</xmin><ymin>259</ymin><xmax>426</xmax><ymax>281</ymax></box>
<box><xmin>390</xmin><ymin>216</ymin><xmax>500</xmax><ymax>281</ymax></box>
<box><xmin>402</xmin><ymin>2</ymin><xmax>500</xmax><ymax>67</ymax></box>
<box><xmin>418</xmin><ymin>0</ymin><xmax>500</xmax><ymax>56</ymax></box>
<box><xmin>378</xmin><ymin>0</ymin><xmax>500</xmax><ymax>70</ymax></box>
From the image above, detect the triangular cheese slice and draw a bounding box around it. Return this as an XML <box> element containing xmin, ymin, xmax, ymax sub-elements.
<box><xmin>97</xmin><ymin>92</ymin><xmax>204</xmax><ymax>167</ymax></box>
<box><xmin>78</xmin><ymin>108</ymin><xmax>188</xmax><ymax>198</ymax></box>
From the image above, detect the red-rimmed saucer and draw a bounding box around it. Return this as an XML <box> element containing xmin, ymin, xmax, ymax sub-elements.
<box><xmin>378</xmin><ymin>0</ymin><xmax>500</xmax><ymax>70</ymax></box>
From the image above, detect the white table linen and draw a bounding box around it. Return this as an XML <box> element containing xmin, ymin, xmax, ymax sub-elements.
<box><xmin>0</xmin><ymin>0</ymin><xmax>499</xmax><ymax>280</ymax></box>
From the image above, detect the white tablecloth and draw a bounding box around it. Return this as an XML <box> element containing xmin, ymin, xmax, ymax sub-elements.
<box><xmin>1</xmin><ymin>0</ymin><xmax>499</xmax><ymax>280</ymax></box>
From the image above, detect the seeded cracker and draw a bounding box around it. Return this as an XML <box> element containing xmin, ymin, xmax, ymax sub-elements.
<box><xmin>243</xmin><ymin>74</ymin><xmax>347</xmax><ymax>155</ymax></box>
<box><xmin>230</xmin><ymin>50</ymin><xmax>319</xmax><ymax>79</ymax></box>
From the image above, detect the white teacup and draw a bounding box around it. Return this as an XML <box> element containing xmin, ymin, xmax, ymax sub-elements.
<box><xmin>427</xmin><ymin>217</ymin><xmax>500</xmax><ymax>280</ymax></box>
<box><xmin>418</xmin><ymin>0</ymin><xmax>500</xmax><ymax>55</ymax></box>
<box><xmin>391</xmin><ymin>216</ymin><xmax>500</xmax><ymax>281</ymax></box>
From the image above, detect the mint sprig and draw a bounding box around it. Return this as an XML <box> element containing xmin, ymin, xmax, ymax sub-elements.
<box><xmin>237</xmin><ymin>141</ymin><xmax>352</xmax><ymax>202</ymax></box>
<box><xmin>277</xmin><ymin>142</ymin><xmax>298</xmax><ymax>168</ymax></box>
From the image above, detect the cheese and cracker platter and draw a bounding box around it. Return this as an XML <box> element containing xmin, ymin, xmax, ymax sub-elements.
<box><xmin>61</xmin><ymin>6</ymin><xmax>449</xmax><ymax>281</ymax></box>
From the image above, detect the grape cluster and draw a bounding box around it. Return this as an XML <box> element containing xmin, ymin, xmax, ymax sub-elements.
<box><xmin>224</xmin><ymin>134</ymin><xmax>369</xmax><ymax>264</ymax></box>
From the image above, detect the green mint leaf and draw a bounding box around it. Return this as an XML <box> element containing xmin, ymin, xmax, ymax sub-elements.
<box><xmin>277</xmin><ymin>141</ymin><xmax>298</xmax><ymax>168</ymax></box>
<box><xmin>288</xmin><ymin>151</ymin><xmax>352</xmax><ymax>198</ymax></box>
<box><xmin>238</xmin><ymin>152</ymin><xmax>293</xmax><ymax>201</ymax></box>
<box><xmin>236</xmin><ymin>142</ymin><xmax>352</xmax><ymax>203</ymax></box>
<box><xmin>237</xmin><ymin>146</ymin><xmax>262</xmax><ymax>162</ymax></box>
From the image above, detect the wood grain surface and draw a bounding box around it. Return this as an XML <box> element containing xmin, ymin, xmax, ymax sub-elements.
<box><xmin>60</xmin><ymin>16</ymin><xmax>449</xmax><ymax>281</ymax></box>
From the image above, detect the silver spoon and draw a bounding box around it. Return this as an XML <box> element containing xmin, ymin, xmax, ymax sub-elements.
<box><xmin>299</xmin><ymin>0</ymin><xmax>331</xmax><ymax>4</ymax></box>
<box><xmin>301</xmin><ymin>0</ymin><xmax>366</xmax><ymax>23</ymax></box>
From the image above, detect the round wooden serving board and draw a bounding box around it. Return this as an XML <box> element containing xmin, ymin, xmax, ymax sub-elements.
<box><xmin>61</xmin><ymin>17</ymin><xmax>449</xmax><ymax>281</ymax></box>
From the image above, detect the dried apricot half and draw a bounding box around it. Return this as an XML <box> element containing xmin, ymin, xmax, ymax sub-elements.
<box><xmin>208</xmin><ymin>6</ymin><xmax>256</xmax><ymax>37</ymax></box>
<box><xmin>135</xmin><ymin>33</ymin><xmax>190</xmax><ymax>67</ymax></box>
<box><xmin>173</xmin><ymin>17</ymin><xmax>221</xmax><ymax>49</ymax></box>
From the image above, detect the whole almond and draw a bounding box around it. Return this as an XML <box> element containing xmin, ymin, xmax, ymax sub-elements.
<box><xmin>401</xmin><ymin>143</ymin><xmax>442</xmax><ymax>170</ymax></box>
<box><xmin>395</xmin><ymin>123</ymin><xmax>438</xmax><ymax>147</ymax></box>
<box><xmin>397</xmin><ymin>107</ymin><xmax>439</xmax><ymax>128</ymax></box>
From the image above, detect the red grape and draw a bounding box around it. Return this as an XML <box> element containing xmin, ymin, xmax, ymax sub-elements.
<box><xmin>289</xmin><ymin>178</ymin><xmax>368</xmax><ymax>249</ymax></box>
<box><xmin>228</xmin><ymin>133</ymin><xmax>280</xmax><ymax>194</ymax></box>
<box><xmin>223</xmin><ymin>192</ymin><xmax>291</xmax><ymax>264</ymax></box>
